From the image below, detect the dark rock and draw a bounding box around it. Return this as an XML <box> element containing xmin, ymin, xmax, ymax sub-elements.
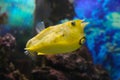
<box><xmin>32</xmin><ymin>46</ymin><xmax>111</xmax><ymax>80</ymax></box>
<box><xmin>49</xmin><ymin>0</ymin><xmax>74</xmax><ymax>23</ymax></box>
<box><xmin>0</xmin><ymin>12</ymin><xmax>8</xmax><ymax>24</ymax></box>
<box><xmin>31</xmin><ymin>67</ymin><xmax>68</xmax><ymax>80</ymax></box>
<box><xmin>0</xmin><ymin>33</ymin><xmax>28</xmax><ymax>80</ymax></box>
<box><xmin>0</xmin><ymin>33</ymin><xmax>16</xmax><ymax>50</ymax></box>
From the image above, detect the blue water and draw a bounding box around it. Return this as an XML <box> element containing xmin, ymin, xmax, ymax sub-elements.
<box><xmin>0</xmin><ymin>0</ymin><xmax>35</xmax><ymax>27</ymax></box>
<box><xmin>74</xmin><ymin>0</ymin><xmax>120</xmax><ymax>80</ymax></box>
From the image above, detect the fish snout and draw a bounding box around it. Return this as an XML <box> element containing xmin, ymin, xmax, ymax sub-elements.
<box><xmin>81</xmin><ymin>21</ymin><xmax>89</xmax><ymax>28</ymax></box>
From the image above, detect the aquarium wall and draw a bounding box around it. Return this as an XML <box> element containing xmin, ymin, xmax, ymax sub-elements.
<box><xmin>0</xmin><ymin>0</ymin><xmax>120</xmax><ymax>80</ymax></box>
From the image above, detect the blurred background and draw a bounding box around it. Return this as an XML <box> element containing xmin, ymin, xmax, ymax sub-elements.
<box><xmin>0</xmin><ymin>0</ymin><xmax>120</xmax><ymax>80</ymax></box>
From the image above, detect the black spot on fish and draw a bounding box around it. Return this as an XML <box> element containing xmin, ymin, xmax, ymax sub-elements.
<box><xmin>62</xmin><ymin>34</ymin><xmax>65</xmax><ymax>37</ymax></box>
<box><xmin>71</xmin><ymin>21</ymin><xmax>76</xmax><ymax>26</ymax></box>
<box><xmin>79</xmin><ymin>36</ymin><xmax>86</xmax><ymax>45</ymax></box>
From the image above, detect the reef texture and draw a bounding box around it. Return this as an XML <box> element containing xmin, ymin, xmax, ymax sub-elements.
<box><xmin>0</xmin><ymin>33</ymin><xmax>28</xmax><ymax>80</ymax></box>
<box><xmin>31</xmin><ymin>46</ymin><xmax>111</xmax><ymax>80</ymax></box>
<box><xmin>0</xmin><ymin>34</ymin><xmax>111</xmax><ymax>80</ymax></box>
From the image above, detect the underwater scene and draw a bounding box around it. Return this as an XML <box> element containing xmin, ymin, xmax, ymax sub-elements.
<box><xmin>0</xmin><ymin>0</ymin><xmax>120</xmax><ymax>80</ymax></box>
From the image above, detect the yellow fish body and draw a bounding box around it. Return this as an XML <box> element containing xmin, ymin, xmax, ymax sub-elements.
<box><xmin>25</xmin><ymin>19</ymin><xmax>88</xmax><ymax>55</ymax></box>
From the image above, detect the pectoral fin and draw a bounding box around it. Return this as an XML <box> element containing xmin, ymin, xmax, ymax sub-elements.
<box><xmin>37</xmin><ymin>52</ymin><xmax>46</xmax><ymax>55</ymax></box>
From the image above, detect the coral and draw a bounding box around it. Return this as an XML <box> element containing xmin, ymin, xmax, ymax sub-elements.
<box><xmin>31</xmin><ymin>46</ymin><xmax>111</xmax><ymax>80</ymax></box>
<box><xmin>0</xmin><ymin>33</ymin><xmax>28</xmax><ymax>80</ymax></box>
<box><xmin>0</xmin><ymin>33</ymin><xmax>16</xmax><ymax>68</ymax></box>
<box><xmin>74</xmin><ymin>0</ymin><xmax>120</xmax><ymax>79</ymax></box>
<box><xmin>31</xmin><ymin>67</ymin><xmax>68</xmax><ymax>80</ymax></box>
<box><xmin>0</xmin><ymin>33</ymin><xmax>16</xmax><ymax>49</ymax></box>
<box><xmin>105</xmin><ymin>12</ymin><xmax>120</xmax><ymax>28</ymax></box>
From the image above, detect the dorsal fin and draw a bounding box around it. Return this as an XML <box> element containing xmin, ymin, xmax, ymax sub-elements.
<box><xmin>35</xmin><ymin>21</ymin><xmax>45</xmax><ymax>33</ymax></box>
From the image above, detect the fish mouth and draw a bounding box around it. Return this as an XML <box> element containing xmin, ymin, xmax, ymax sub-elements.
<box><xmin>83</xmin><ymin>22</ymin><xmax>89</xmax><ymax>26</ymax></box>
<box><xmin>82</xmin><ymin>20</ymin><xmax>89</xmax><ymax>25</ymax></box>
<box><xmin>81</xmin><ymin>22</ymin><xmax>89</xmax><ymax>28</ymax></box>
<box><xmin>80</xmin><ymin>19</ymin><xmax>89</xmax><ymax>27</ymax></box>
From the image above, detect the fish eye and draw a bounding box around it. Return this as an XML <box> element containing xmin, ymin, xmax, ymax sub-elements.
<box><xmin>79</xmin><ymin>36</ymin><xmax>86</xmax><ymax>45</ymax></box>
<box><xmin>71</xmin><ymin>21</ymin><xmax>76</xmax><ymax>26</ymax></box>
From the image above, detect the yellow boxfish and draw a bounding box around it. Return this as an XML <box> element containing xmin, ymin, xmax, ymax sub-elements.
<box><xmin>25</xmin><ymin>19</ymin><xmax>88</xmax><ymax>55</ymax></box>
